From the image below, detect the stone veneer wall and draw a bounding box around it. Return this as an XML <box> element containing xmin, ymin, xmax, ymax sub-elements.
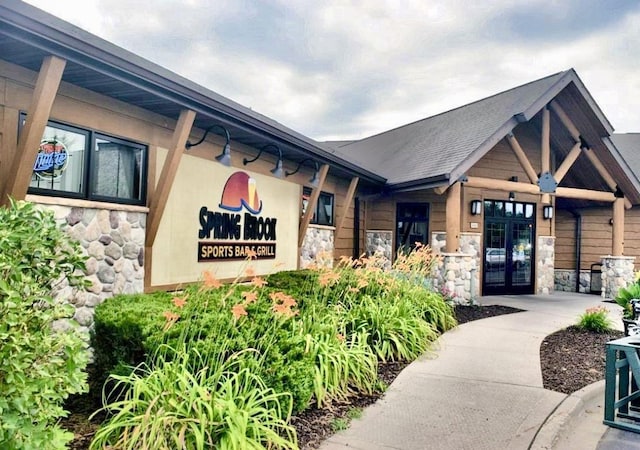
<box><xmin>601</xmin><ymin>256</ymin><xmax>636</xmax><ymax>299</ymax></box>
<box><xmin>435</xmin><ymin>253</ymin><xmax>478</xmax><ymax>304</ymax></box>
<box><xmin>554</xmin><ymin>269</ymin><xmax>592</xmax><ymax>293</ymax></box>
<box><xmin>40</xmin><ymin>204</ymin><xmax>146</xmax><ymax>334</ymax></box>
<box><xmin>431</xmin><ymin>232</ymin><xmax>481</xmax><ymax>303</ymax></box>
<box><xmin>536</xmin><ymin>236</ymin><xmax>555</xmax><ymax>294</ymax></box>
<box><xmin>365</xmin><ymin>230</ymin><xmax>393</xmax><ymax>269</ymax></box>
<box><xmin>299</xmin><ymin>225</ymin><xmax>334</xmax><ymax>269</ymax></box>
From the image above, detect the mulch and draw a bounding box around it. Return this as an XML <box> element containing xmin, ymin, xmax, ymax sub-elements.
<box><xmin>61</xmin><ymin>304</ymin><xmax>618</xmax><ymax>449</ymax></box>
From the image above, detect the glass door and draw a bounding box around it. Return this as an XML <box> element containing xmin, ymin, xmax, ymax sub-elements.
<box><xmin>483</xmin><ymin>201</ymin><xmax>535</xmax><ymax>295</ymax></box>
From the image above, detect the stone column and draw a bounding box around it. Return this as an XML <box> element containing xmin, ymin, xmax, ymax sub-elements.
<box><xmin>435</xmin><ymin>252</ymin><xmax>478</xmax><ymax>304</ymax></box>
<box><xmin>536</xmin><ymin>236</ymin><xmax>555</xmax><ymax>294</ymax></box>
<box><xmin>299</xmin><ymin>225</ymin><xmax>334</xmax><ymax>269</ymax></box>
<box><xmin>365</xmin><ymin>230</ymin><xmax>392</xmax><ymax>269</ymax></box>
<box><xmin>601</xmin><ymin>256</ymin><xmax>636</xmax><ymax>299</ymax></box>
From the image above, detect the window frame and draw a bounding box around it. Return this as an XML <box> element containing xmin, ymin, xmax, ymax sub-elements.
<box><xmin>302</xmin><ymin>187</ymin><xmax>335</xmax><ymax>226</ymax></box>
<box><xmin>20</xmin><ymin>113</ymin><xmax>148</xmax><ymax>206</ymax></box>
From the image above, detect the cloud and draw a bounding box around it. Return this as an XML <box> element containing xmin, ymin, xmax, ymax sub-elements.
<box><xmin>22</xmin><ymin>0</ymin><xmax>640</xmax><ymax>139</ymax></box>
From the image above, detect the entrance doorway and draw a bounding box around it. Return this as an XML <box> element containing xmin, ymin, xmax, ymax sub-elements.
<box><xmin>483</xmin><ymin>200</ymin><xmax>535</xmax><ymax>295</ymax></box>
<box><xmin>396</xmin><ymin>203</ymin><xmax>429</xmax><ymax>254</ymax></box>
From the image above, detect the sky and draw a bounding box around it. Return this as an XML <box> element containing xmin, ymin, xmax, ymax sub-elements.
<box><xmin>22</xmin><ymin>0</ymin><xmax>640</xmax><ymax>141</ymax></box>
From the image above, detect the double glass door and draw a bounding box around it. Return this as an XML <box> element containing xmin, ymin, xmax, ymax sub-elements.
<box><xmin>483</xmin><ymin>201</ymin><xmax>535</xmax><ymax>295</ymax></box>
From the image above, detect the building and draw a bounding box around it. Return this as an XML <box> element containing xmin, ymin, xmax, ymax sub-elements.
<box><xmin>1</xmin><ymin>1</ymin><xmax>639</xmax><ymax>331</ymax></box>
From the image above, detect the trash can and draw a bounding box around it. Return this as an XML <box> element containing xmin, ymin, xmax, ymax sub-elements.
<box><xmin>604</xmin><ymin>335</ymin><xmax>640</xmax><ymax>433</ymax></box>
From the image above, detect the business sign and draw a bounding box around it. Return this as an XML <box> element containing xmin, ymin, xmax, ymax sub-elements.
<box><xmin>198</xmin><ymin>171</ymin><xmax>278</xmax><ymax>261</ymax></box>
<box><xmin>33</xmin><ymin>139</ymin><xmax>68</xmax><ymax>179</ymax></box>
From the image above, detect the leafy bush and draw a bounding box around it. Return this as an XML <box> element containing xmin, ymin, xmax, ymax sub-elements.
<box><xmin>577</xmin><ymin>306</ymin><xmax>613</xmax><ymax>333</ymax></box>
<box><xmin>615</xmin><ymin>281</ymin><xmax>640</xmax><ymax>320</ymax></box>
<box><xmin>91</xmin><ymin>347</ymin><xmax>297</xmax><ymax>450</ymax></box>
<box><xmin>0</xmin><ymin>199</ymin><xmax>89</xmax><ymax>449</ymax></box>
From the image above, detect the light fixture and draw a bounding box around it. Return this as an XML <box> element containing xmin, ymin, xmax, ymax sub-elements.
<box><xmin>543</xmin><ymin>205</ymin><xmax>553</xmax><ymax>220</ymax></box>
<box><xmin>508</xmin><ymin>176</ymin><xmax>517</xmax><ymax>202</ymax></box>
<box><xmin>285</xmin><ymin>158</ymin><xmax>320</xmax><ymax>187</ymax></box>
<box><xmin>470</xmin><ymin>200</ymin><xmax>482</xmax><ymax>215</ymax></box>
<box><xmin>185</xmin><ymin>124</ymin><xmax>232</xmax><ymax>167</ymax></box>
<box><xmin>243</xmin><ymin>144</ymin><xmax>284</xmax><ymax>178</ymax></box>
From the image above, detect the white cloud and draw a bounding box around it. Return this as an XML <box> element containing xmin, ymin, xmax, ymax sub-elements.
<box><xmin>21</xmin><ymin>0</ymin><xmax>640</xmax><ymax>139</ymax></box>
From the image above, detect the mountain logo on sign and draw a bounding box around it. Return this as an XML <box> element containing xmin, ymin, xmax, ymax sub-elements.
<box><xmin>219</xmin><ymin>171</ymin><xmax>262</xmax><ymax>214</ymax></box>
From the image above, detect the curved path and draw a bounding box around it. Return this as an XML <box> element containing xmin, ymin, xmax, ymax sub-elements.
<box><xmin>320</xmin><ymin>292</ymin><xmax>618</xmax><ymax>450</ymax></box>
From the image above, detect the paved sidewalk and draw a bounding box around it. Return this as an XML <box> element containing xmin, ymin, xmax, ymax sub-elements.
<box><xmin>320</xmin><ymin>292</ymin><xmax>622</xmax><ymax>450</ymax></box>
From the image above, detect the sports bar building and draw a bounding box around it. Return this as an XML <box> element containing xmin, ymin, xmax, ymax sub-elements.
<box><xmin>2</xmin><ymin>1</ymin><xmax>640</xmax><ymax>331</ymax></box>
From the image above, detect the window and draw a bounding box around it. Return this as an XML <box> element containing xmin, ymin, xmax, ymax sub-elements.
<box><xmin>23</xmin><ymin>114</ymin><xmax>147</xmax><ymax>205</ymax></box>
<box><xmin>396</xmin><ymin>202</ymin><xmax>429</xmax><ymax>253</ymax></box>
<box><xmin>302</xmin><ymin>187</ymin><xmax>334</xmax><ymax>226</ymax></box>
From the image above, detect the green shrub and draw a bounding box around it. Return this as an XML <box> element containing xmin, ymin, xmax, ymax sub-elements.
<box><xmin>615</xmin><ymin>282</ymin><xmax>640</xmax><ymax>320</ymax></box>
<box><xmin>91</xmin><ymin>347</ymin><xmax>297</xmax><ymax>450</ymax></box>
<box><xmin>577</xmin><ymin>306</ymin><xmax>614</xmax><ymax>333</ymax></box>
<box><xmin>0</xmin><ymin>199</ymin><xmax>89</xmax><ymax>449</ymax></box>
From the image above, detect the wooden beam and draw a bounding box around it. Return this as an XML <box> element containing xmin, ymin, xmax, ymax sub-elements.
<box><xmin>434</xmin><ymin>184</ymin><xmax>449</xmax><ymax>195</ymax></box>
<box><xmin>612</xmin><ymin>197</ymin><xmax>625</xmax><ymax>256</ymax></box>
<box><xmin>145</xmin><ymin>109</ymin><xmax>196</xmax><ymax>248</ymax></box>
<box><xmin>583</xmin><ymin>148</ymin><xmax>633</xmax><ymax>209</ymax></box>
<box><xmin>298</xmin><ymin>164</ymin><xmax>329</xmax><ymax>248</ymax></box>
<box><xmin>506</xmin><ymin>134</ymin><xmax>538</xmax><ymax>184</ymax></box>
<box><xmin>555</xmin><ymin>186</ymin><xmax>616</xmax><ymax>202</ymax></box>
<box><xmin>334</xmin><ymin>176</ymin><xmax>359</xmax><ymax>239</ymax></box>
<box><xmin>550</xmin><ymin>100</ymin><xmax>632</xmax><ymax>209</ymax></box>
<box><xmin>445</xmin><ymin>182</ymin><xmax>461</xmax><ymax>253</ymax></box>
<box><xmin>554</xmin><ymin>142</ymin><xmax>582</xmax><ymax>184</ymax></box>
<box><xmin>465</xmin><ymin>176</ymin><xmax>541</xmax><ymax>195</ymax></box>
<box><xmin>549</xmin><ymin>101</ymin><xmax>580</xmax><ymax>141</ymax></box>
<box><xmin>2</xmin><ymin>56</ymin><xmax>66</xmax><ymax>204</ymax></box>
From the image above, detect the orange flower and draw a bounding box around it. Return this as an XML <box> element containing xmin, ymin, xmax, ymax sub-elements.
<box><xmin>202</xmin><ymin>270</ymin><xmax>223</xmax><ymax>289</ymax></box>
<box><xmin>163</xmin><ymin>310</ymin><xmax>180</xmax><ymax>330</ymax></box>
<box><xmin>244</xmin><ymin>266</ymin><xmax>256</xmax><ymax>277</ymax></box>
<box><xmin>245</xmin><ymin>249</ymin><xmax>257</xmax><ymax>259</ymax></box>
<box><xmin>336</xmin><ymin>333</ymin><xmax>345</xmax><ymax>342</ymax></box>
<box><xmin>272</xmin><ymin>303</ymin><xmax>297</xmax><ymax>318</ymax></box>
<box><xmin>251</xmin><ymin>276</ymin><xmax>268</xmax><ymax>288</ymax></box>
<box><xmin>231</xmin><ymin>303</ymin><xmax>248</xmax><ymax>319</ymax></box>
<box><xmin>242</xmin><ymin>291</ymin><xmax>258</xmax><ymax>304</ymax></box>
<box><xmin>318</xmin><ymin>271</ymin><xmax>340</xmax><ymax>287</ymax></box>
<box><xmin>172</xmin><ymin>295</ymin><xmax>188</xmax><ymax>308</ymax></box>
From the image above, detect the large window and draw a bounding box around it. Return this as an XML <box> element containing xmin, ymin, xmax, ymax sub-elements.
<box><xmin>23</xmin><ymin>115</ymin><xmax>147</xmax><ymax>205</ymax></box>
<box><xmin>302</xmin><ymin>187</ymin><xmax>334</xmax><ymax>226</ymax></box>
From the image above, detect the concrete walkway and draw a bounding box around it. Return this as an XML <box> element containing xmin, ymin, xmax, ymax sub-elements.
<box><xmin>320</xmin><ymin>292</ymin><xmax>627</xmax><ymax>450</ymax></box>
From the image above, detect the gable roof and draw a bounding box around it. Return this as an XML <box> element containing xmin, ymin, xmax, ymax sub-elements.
<box><xmin>332</xmin><ymin>69</ymin><xmax>612</xmax><ymax>191</ymax></box>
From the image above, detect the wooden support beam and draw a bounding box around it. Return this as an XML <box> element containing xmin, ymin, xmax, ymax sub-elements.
<box><xmin>549</xmin><ymin>101</ymin><xmax>580</xmax><ymax>141</ymax></box>
<box><xmin>506</xmin><ymin>134</ymin><xmax>538</xmax><ymax>184</ymax></box>
<box><xmin>145</xmin><ymin>109</ymin><xmax>196</xmax><ymax>248</ymax></box>
<box><xmin>612</xmin><ymin>197</ymin><xmax>625</xmax><ymax>256</ymax></box>
<box><xmin>334</xmin><ymin>176</ymin><xmax>359</xmax><ymax>239</ymax></box>
<box><xmin>2</xmin><ymin>56</ymin><xmax>66</xmax><ymax>204</ymax></box>
<box><xmin>583</xmin><ymin>148</ymin><xmax>633</xmax><ymax>209</ymax></box>
<box><xmin>554</xmin><ymin>142</ymin><xmax>582</xmax><ymax>184</ymax></box>
<box><xmin>445</xmin><ymin>182</ymin><xmax>461</xmax><ymax>253</ymax></box>
<box><xmin>465</xmin><ymin>176</ymin><xmax>541</xmax><ymax>195</ymax></box>
<box><xmin>434</xmin><ymin>184</ymin><xmax>449</xmax><ymax>195</ymax></box>
<box><xmin>555</xmin><ymin>186</ymin><xmax>616</xmax><ymax>202</ymax></box>
<box><xmin>298</xmin><ymin>164</ymin><xmax>330</xmax><ymax>248</ymax></box>
<box><xmin>550</xmin><ymin>100</ymin><xmax>632</xmax><ymax>209</ymax></box>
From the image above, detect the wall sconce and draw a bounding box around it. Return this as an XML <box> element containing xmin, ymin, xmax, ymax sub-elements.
<box><xmin>185</xmin><ymin>124</ymin><xmax>232</xmax><ymax>166</ymax></box>
<box><xmin>243</xmin><ymin>144</ymin><xmax>284</xmax><ymax>178</ymax></box>
<box><xmin>543</xmin><ymin>205</ymin><xmax>553</xmax><ymax>220</ymax></box>
<box><xmin>470</xmin><ymin>200</ymin><xmax>482</xmax><ymax>216</ymax></box>
<box><xmin>508</xmin><ymin>176</ymin><xmax>517</xmax><ymax>202</ymax></box>
<box><xmin>285</xmin><ymin>158</ymin><xmax>320</xmax><ymax>187</ymax></box>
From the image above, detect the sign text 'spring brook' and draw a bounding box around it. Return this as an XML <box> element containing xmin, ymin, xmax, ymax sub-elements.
<box><xmin>197</xmin><ymin>171</ymin><xmax>278</xmax><ymax>262</ymax></box>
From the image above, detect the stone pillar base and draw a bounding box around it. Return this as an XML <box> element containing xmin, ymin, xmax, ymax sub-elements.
<box><xmin>601</xmin><ymin>256</ymin><xmax>636</xmax><ymax>299</ymax></box>
<box><xmin>435</xmin><ymin>252</ymin><xmax>479</xmax><ymax>304</ymax></box>
<box><xmin>299</xmin><ymin>225</ymin><xmax>334</xmax><ymax>269</ymax></box>
<box><xmin>536</xmin><ymin>236</ymin><xmax>555</xmax><ymax>294</ymax></box>
<box><xmin>365</xmin><ymin>230</ymin><xmax>392</xmax><ymax>269</ymax></box>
